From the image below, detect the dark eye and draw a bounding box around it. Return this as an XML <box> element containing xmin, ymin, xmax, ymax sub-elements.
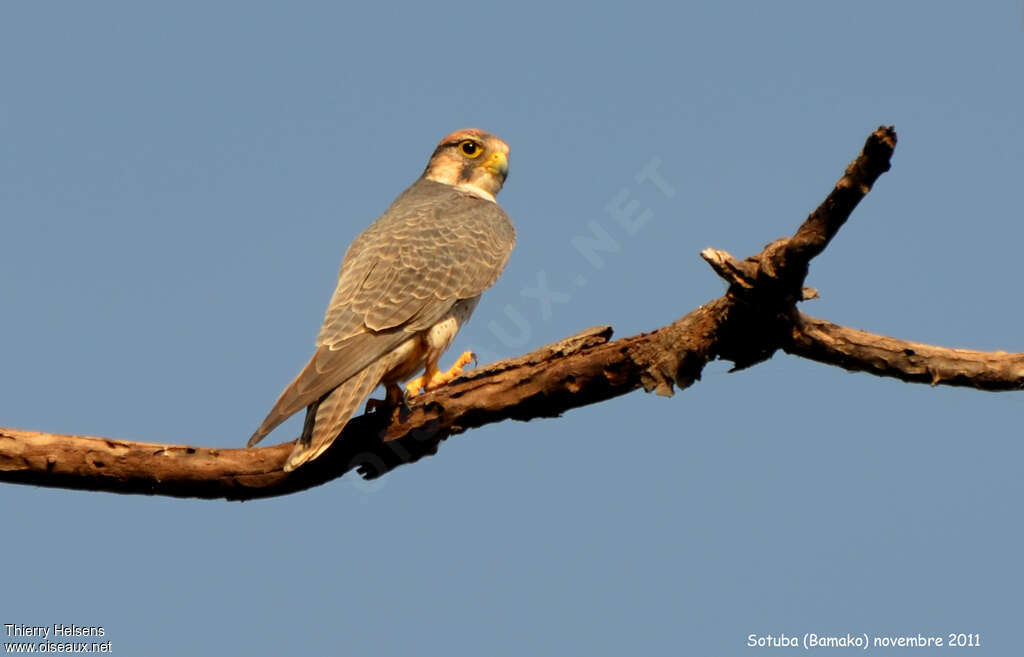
<box><xmin>459</xmin><ymin>140</ymin><xmax>482</xmax><ymax>158</ymax></box>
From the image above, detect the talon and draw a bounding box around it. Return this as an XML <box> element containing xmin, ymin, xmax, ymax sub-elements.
<box><xmin>405</xmin><ymin>374</ymin><xmax>429</xmax><ymax>398</ymax></box>
<box><xmin>405</xmin><ymin>351</ymin><xmax>477</xmax><ymax>397</ymax></box>
<box><xmin>429</xmin><ymin>350</ymin><xmax>475</xmax><ymax>389</ymax></box>
<box><xmin>452</xmin><ymin>350</ymin><xmax>476</xmax><ymax>372</ymax></box>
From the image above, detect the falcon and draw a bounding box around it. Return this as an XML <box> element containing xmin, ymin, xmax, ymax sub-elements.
<box><xmin>248</xmin><ymin>128</ymin><xmax>515</xmax><ymax>471</ymax></box>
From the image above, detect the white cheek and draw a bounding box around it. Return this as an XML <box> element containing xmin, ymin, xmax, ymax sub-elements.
<box><xmin>423</xmin><ymin>155</ymin><xmax>498</xmax><ymax>202</ymax></box>
<box><xmin>424</xmin><ymin>159</ymin><xmax>463</xmax><ymax>186</ymax></box>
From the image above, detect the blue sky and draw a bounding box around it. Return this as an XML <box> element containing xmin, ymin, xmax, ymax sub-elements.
<box><xmin>2</xmin><ymin>2</ymin><xmax>1022</xmax><ymax>655</ymax></box>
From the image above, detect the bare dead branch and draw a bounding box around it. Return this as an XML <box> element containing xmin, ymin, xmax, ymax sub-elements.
<box><xmin>2</xmin><ymin>125</ymin><xmax>1019</xmax><ymax>501</ymax></box>
<box><xmin>788</xmin><ymin>315</ymin><xmax>1024</xmax><ymax>390</ymax></box>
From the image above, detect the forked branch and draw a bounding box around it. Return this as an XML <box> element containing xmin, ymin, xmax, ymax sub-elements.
<box><xmin>2</xmin><ymin>126</ymin><xmax>1020</xmax><ymax>500</ymax></box>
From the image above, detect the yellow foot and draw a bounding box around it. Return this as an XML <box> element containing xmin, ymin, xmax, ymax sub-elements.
<box><xmin>405</xmin><ymin>351</ymin><xmax>477</xmax><ymax>397</ymax></box>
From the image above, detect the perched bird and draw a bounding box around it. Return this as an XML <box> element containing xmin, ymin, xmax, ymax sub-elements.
<box><xmin>248</xmin><ymin>128</ymin><xmax>515</xmax><ymax>471</ymax></box>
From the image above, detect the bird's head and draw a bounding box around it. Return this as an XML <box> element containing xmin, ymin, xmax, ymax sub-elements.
<box><xmin>423</xmin><ymin>128</ymin><xmax>510</xmax><ymax>202</ymax></box>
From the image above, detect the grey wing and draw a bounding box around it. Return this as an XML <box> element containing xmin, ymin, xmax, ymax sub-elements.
<box><xmin>317</xmin><ymin>181</ymin><xmax>516</xmax><ymax>347</ymax></box>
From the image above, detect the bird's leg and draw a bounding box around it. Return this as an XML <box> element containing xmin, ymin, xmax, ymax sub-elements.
<box><xmin>365</xmin><ymin>382</ymin><xmax>405</xmax><ymax>414</ymax></box>
<box><xmin>437</xmin><ymin>350</ymin><xmax>477</xmax><ymax>385</ymax></box>
<box><xmin>385</xmin><ymin>382</ymin><xmax>405</xmax><ymax>406</ymax></box>
<box><xmin>405</xmin><ymin>350</ymin><xmax>476</xmax><ymax>397</ymax></box>
<box><xmin>405</xmin><ymin>362</ymin><xmax>438</xmax><ymax>398</ymax></box>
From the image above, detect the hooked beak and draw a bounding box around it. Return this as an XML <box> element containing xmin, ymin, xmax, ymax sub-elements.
<box><xmin>485</xmin><ymin>151</ymin><xmax>509</xmax><ymax>180</ymax></box>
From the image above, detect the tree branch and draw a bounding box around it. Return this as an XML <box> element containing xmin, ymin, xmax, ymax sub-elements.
<box><xmin>3</xmin><ymin>125</ymin><xmax>1020</xmax><ymax>500</ymax></box>
<box><xmin>788</xmin><ymin>314</ymin><xmax>1024</xmax><ymax>390</ymax></box>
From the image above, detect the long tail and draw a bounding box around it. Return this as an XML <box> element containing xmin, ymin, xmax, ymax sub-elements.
<box><xmin>283</xmin><ymin>357</ymin><xmax>391</xmax><ymax>471</ymax></box>
<box><xmin>248</xmin><ymin>331</ymin><xmax>409</xmax><ymax>448</ymax></box>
